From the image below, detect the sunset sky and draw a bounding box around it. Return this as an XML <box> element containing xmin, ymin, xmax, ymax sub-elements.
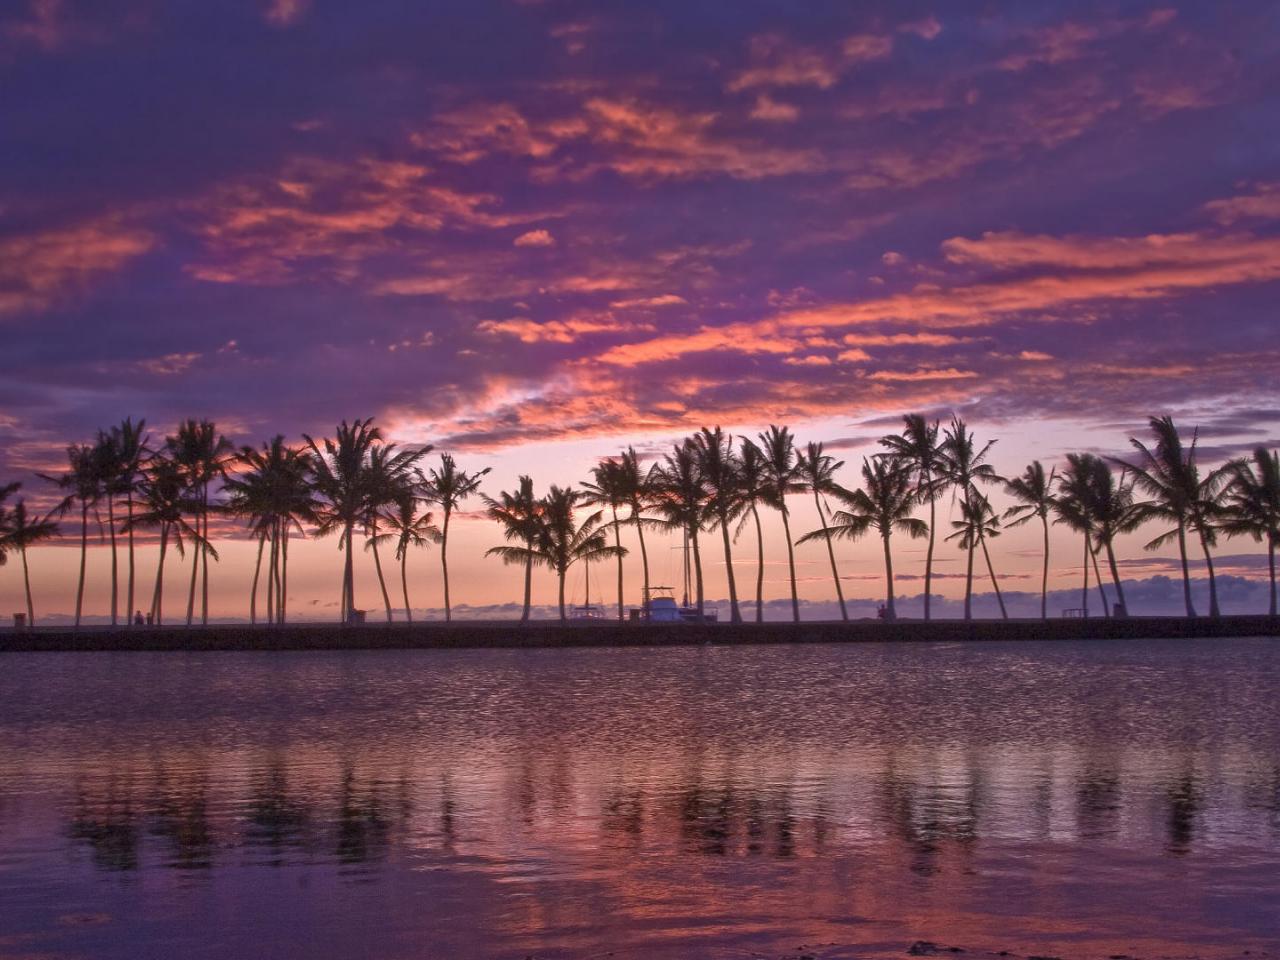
<box><xmin>3</xmin><ymin>0</ymin><xmax>1279</xmax><ymax>620</ymax></box>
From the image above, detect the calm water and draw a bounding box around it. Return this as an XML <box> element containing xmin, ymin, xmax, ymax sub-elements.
<box><xmin>0</xmin><ymin>639</ymin><xmax>1278</xmax><ymax>960</ymax></box>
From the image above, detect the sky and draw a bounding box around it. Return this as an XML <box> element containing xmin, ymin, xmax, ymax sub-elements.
<box><xmin>2</xmin><ymin>0</ymin><xmax>1280</xmax><ymax>621</ymax></box>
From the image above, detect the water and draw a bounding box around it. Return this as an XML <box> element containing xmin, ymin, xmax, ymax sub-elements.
<box><xmin>0</xmin><ymin>638</ymin><xmax>1277</xmax><ymax>959</ymax></box>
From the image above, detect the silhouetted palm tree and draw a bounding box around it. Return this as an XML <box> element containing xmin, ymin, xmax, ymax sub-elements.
<box><xmin>363</xmin><ymin>443</ymin><xmax>431</xmax><ymax>622</ymax></box>
<box><xmin>759</xmin><ymin>425</ymin><xmax>803</xmax><ymax>622</ymax></box>
<box><xmin>484</xmin><ymin>476</ymin><xmax>541</xmax><ymax>623</ymax></box>
<box><xmin>1003</xmin><ymin>461</ymin><xmax>1057</xmax><ymax>620</ymax></box>
<box><xmin>651</xmin><ymin>441</ymin><xmax>708</xmax><ymax>617</ymax></box>
<box><xmin>1056</xmin><ymin>453</ymin><xmax>1100</xmax><ymax>618</ymax></box>
<box><xmin>422</xmin><ymin>454</ymin><xmax>490</xmax><ymax>623</ymax></box>
<box><xmin>736</xmin><ymin>437</ymin><xmax>775</xmax><ymax>623</ymax></box>
<box><xmin>374</xmin><ymin>494</ymin><xmax>440</xmax><ymax>624</ymax></box>
<box><xmin>692</xmin><ymin>427</ymin><xmax>744</xmax><ymax>623</ymax></box>
<box><xmin>1085</xmin><ymin>456</ymin><xmax>1140</xmax><ymax>616</ymax></box>
<box><xmin>126</xmin><ymin>456</ymin><xmax>203</xmax><ymax>625</ymax></box>
<box><xmin>92</xmin><ymin>430</ymin><xmax>124</xmax><ymax>625</ymax></box>
<box><xmin>305</xmin><ymin>419</ymin><xmax>382</xmax><ymax>622</ymax></box>
<box><xmin>1221</xmin><ymin>447</ymin><xmax>1280</xmax><ymax>615</ymax></box>
<box><xmin>947</xmin><ymin>491</ymin><xmax>1007</xmax><ymax>619</ymax></box>
<box><xmin>0</xmin><ymin>497</ymin><xmax>60</xmax><ymax>625</ymax></box>
<box><xmin>936</xmin><ymin>419</ymin><xmax>1000</xmax><ymax>621</ymax></box>
<box><xmin>42</xmin><ymin>444</ymin><xmax>102</xmax><ymax>629</ymax></box>
<box><xmin>616</xmin><ymin>447</ymin><xmax>657</xmax><ymax>606</ymax></box>
<box><xmin>1117</xmin><ymin>416</ymin><xmax>1227</xmax><ymax>617</ymax></box>
<box><xmin>582</xmin><ymin>458</ymin><xmax>631</xmax><ymax>620</ymax></box>
<box><xmin>796</xmin><ymin>440</ymin><xmax>847</xmax><ymax>621</ymax></box>
<box><xmin>800</xmin><ymin>458</ymin><xmax>927</xmax><ymax>620</ymax></box>
<box><xmin>880</xmin><ymin>415</ymin><xmax>944</xmax><ymax>620</ymax></box>
<box><xmin>108</xmin><ymin>418</ymin><xmax>150</xmax><ymax>625</ymax></box>
<box><xmin>167</xmin><ymin>419</ymin><xmax>233</xmax><ymax>626</ymax></box>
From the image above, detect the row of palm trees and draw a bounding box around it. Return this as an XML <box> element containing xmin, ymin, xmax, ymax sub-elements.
<box><xmin>1</xmin><ymin>413</ymin><xmax>1277</xmax><ymax>625</ymax></box>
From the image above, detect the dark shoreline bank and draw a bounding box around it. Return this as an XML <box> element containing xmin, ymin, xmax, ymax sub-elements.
<box><xmin>2</xmin><ymin>615</ymin><xmax>1277</xmax><ymax>652</ymax></box>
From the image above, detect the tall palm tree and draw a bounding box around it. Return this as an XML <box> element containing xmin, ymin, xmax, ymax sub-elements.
<box><xmin>362</xmin><ymin>443</ymin><xmax>431</xmax><ymax>622</ymax></box>
<box><xmin>759</xmin><ymin>425</ymin><xmax>804</xmax><ymax>622</ymax></box>
<box><xmin>167</xmin><ymin>419</ymin><xmax>233</xmax><ymax>626</ymax></box>
<box><xmin>1221</xmin><ymin>447</ymin><xmax>1280</xmax><ymax>616</ymax></box>
<box><xmin>92</xmin><ymin>430</ymin><xmax>124</xmax><ymax>626</ymax></box>
<box><xmin>305</xmin><ymin>419</ymin><xmax>383</xmax><ymax>623</ymax></box>
<box><xmin>736</xmin><ymin>437</ymin><xmax>775</xmax><ymax>623</ymax></box>
<box><xmin>1056</xmin><ymin>453</ymin><xmax>1100</xmax><ymax>618</ymax></box>
<box><xmin>582</xmin><ymin>458</ymin><xmax>631</xmax><ymax>621</ymax></box>
<box><xmin>42</xmin><ymin>444</ymin><xmax>102</xmax><ymax>629</ymax></box>
<box><xmin>1085</xmin><ymin>456</ymin><xmax>1140</xmax><ymax>617</ymax></box>
<box><xmin>692</xmin><ymin>427</ymin><xmax>744</xmax><ymax>623</ymax></box>
<box><xmin>125</xmin><ymin>456</ymin><xmax>203</xmax><ymax>626</ymax></box>
<box><xmin>796</xmin><ymin>440</ymin><xmax>847</xmax><ymax>621</ymax></box>
<box><xmin>0</xmin><ymin>497</ymin><xmax>60</xmax><ymax>625</ymax></box>
<box><xmin>937</xmin><ymin>418</ymin><xmax>1000</xmax><ymax>621</ymax></box>
<box><xmin>490</xmin><ymin>485</ymin><xmax>625</xmax><ymax>621</ymax></box>
<box><xmin>483</xmin><ymin>476</ymin><xmax>541</xmax><ymax>623</ymax></box>
<box><xmin>946</xmin><ymin>491</ymin><xmax>1007</xmax><ymax>620</ymax></box>
<box><xmin>1003</xmin><ymin>461</ymin><xmax>1057</xmax><ymax>620</ymax></box>
<box><xmin>880</xmin><ymin>415</ymin><xmax>944</xmax><ymax>620</ymax></box>
<box><xmin>373</xmin><ymin>494</ymin><xmax>440</xmax><ymax>624</ymax></box>
<box><xmin>799</xmin><ymin>457</ymin><xmax>927</xmax><ymax>621</ymax></box>
<box><xmin>1116</xmin><ymin>416</ymin><xmax>1227</xmax><ymax>617</ymax></box>
<box><xmin>108</xmin><ymin>418</ymin><xmax>150</xmax><ymax>626</ymax></box>
<box><xmin>616</xmin><ymin>447</ymin><xmax>656</xmax><ymax>607</ymax></box>
<box><xmin>651</xmin><ymin>440</ymin><xmax>708</xmax><ymax>617</ymax></box>
<box><xmin>422</xmin><ymin>453</ymin><xmax>490</xmax><ymax>623</ymax></box>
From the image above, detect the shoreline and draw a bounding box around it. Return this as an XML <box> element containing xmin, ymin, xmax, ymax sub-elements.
<box><xmin>1</xmin><ymin>615</ymin><xmax>1277</xmax><ymax>652</ymax></box>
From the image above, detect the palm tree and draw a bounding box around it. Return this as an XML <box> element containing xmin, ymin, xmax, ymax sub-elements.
<box><xmin>736</xmin><ymin>437</ymin><xmax>775</xmax><ymax>623</ymax></box>
<box><xmin>1055</xmin><ymin>453</ymin><xmax>1100</xmax><ymax>618</ymax></box>
<box><xmin>880</xmin><ymin>415</ymin><xmax>944</xmax><ymax>620</ymax></box>
<box><xmin>946</xmin><ymin>491</ymin><xmax>1007</xmax><ymax>619</ymax></box>
<box><xmin>42</xmin><ymin>444</ymin><xmax>102</xmax><ymax>629</ymax></box>
<box><xmin>692</xmin><ymin>427</ymin><xmax>744</xmax><ymax>623</ymax></box>
<box><xmin>422</xmin><ymin>454</ymin><xmax>490</xmax><ymax>623</ymax></box>
<box><xmin>796</xmin><ymin>440</ymin><xmax>847</xmax><ymax>621</ymax></box>
<box><xmin>93</xmin><ymin>430</ymin><xmax>124</xmax><ymax>626</ymax></box>
<box><xmin>108</xmin><ymin>418</ymin><xmax>150</xmax><ymax>626</ymax></box>
<box><xmin>651</xmin><ymin>440</ymin><xmax>708</xmax><ymax>617</ymax></box>
<box><xmin>305</xmin><ymin>419</ymin><xmax>383</xmax><ymax>622</ymax></box>
<box><xmin>759</xmin><ymin>425</ymin><xmax>804</xmax><ymax>622</ymax></box>
<box><xmin>0</xmin><ymin>494</ymin><xmax>59</xmax><ymax>625</ymax></box>
<box><xmin>582</xmin><ymin>458</ymin><xmax>631</xmax><ymax>620</ymax></box>
<box><xmin>1004</xmin><ymin>461</ymin><xmax>1057</xmax><ymax>620</ymax></box>
<box><xmin>937</xmin><ymin>418</ymin><xmax>1000</xmax><ymax>621</ymax></box>
<box><xmin>799</xmin><ymin>458</ymin><xmax>927</xmax><ymax>620</ymax></box>
<box><xmin>362</xmin><ymin>443</ymin><xmax>431</xmax><ymax>622</ymax></box>
<box><xmin>374</xmin><ymin>494</ymin><xmax>440</xmax><ymax>624</ymax></box>
<box><xmin>617</xmin><ymin>447</ymin><xmax>656</xmax><ymax>607</ymax></box>
<box><xmin>491</xmin><ymin>485</ymin><xmax>625</xmax><ymax>620</ymax></box>
<box><xmin>484</xmin><ymin>476</ymin><xmax>542</xmax><ymax>622</ymax></box>
<box><xmin>126</xmin><ymin>456</ymin><xmax>203</xmax><ymax>625</ymax></box>
<box><xmin>1085</xmin><ymin>456</ymin><xmax>1140</xmax><ymax>617</ymax></box>
<box><xmin>167</xmin><ymin>419</ymin><xmax>233</xmax><ymax>626</ymax></box>
<box><xmin>1116</xmin><ymin>416</ymin><xmax>1228</xmax><ymax>617</ymax></box>
<box><xmin>1221</xmin><ymin>447</ymin><xmax>1280</xmax><ymax>615</ymax></box>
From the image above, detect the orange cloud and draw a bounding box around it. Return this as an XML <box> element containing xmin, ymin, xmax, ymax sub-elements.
<box><xmin>750</xmin><ymin>94</ymin><xmax>799</xmax><ymax>122</ymax></box>
<box><xmin>868</xmin><ymin>368</ymin><xmax>979</xmax><ymax>382</ymax></box>
<box><xmin>597</xmin><ymin>321</ymin><xmax>804</xmax><ymax>366</ymax></box>
<box><xmin>514</xmin><ymin>228</ymin><xmax>556</xmax><ymax>247</ymax></box>
<box><xmin>477</xmin><ymin>315</ymin><xmax>653</xmax><ymax>343</ymax></box>
<box><xmin>608</xmin><ymin>294</ymin><xmax>687</xmax><ymax>309</ymax></box>
<box><xmin>728</xmin><ymin>32</ymin><xmax>892</xmax><ymax>93</ymax></box>
<box><xmin>0</xmin><ymin>216</ymin><xmax>154</xmax><ymax>316</ymax></box>
<box><xmin>1204</xmin><ymin>183</ymin><xmax>1280</xmax><ymax>225</ymax></box>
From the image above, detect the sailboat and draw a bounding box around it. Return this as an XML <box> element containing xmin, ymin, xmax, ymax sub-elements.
<box><xmin>569</xmin><ymin>555</ymin><xmax>607</xmax><ymax>621</ymax></box>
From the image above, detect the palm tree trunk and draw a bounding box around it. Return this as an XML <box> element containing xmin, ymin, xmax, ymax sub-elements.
<box><xmin>691</xmin><ymin>525</ymin><xmax>705</xmax><ymax>618</ymax></box>
<box><xmin>521</xmin><ymin>537</ymin><xmax>533</xmax><ymax>624</ymax></box>
<box><xmin>107</xmin><ymin>493</ymin><xmax>118</xmax><ymax>626</ymax></box>
<box><xmin>75</xmin><ymin>501</ymin><xmax>88</xmax><ymax>630</ymax></box>
<box><xmin>963</xmin><ymin>536</ymin><xmax>976</xmax><ymax>621</ymax></box>
<box><xmin>441</xmin><ymin>509</ymin><xmax>452</xmax><ymax>623</ymax></box>
<box><xmin>1081</xmin><ymin>534</ymin><xmax>1090</xmax><ymax>618</ymax></box>
<box><xmin>279</xmin><ymin>524</ymin><xmax>289</xmax><ymax>625</ymax></box>
<box><xmin>719</xmin><ymin>509</ymin><xmax>742</xmax><ymax>623</ymax></box>
<box><xmin>612</xmin><ymin>505</ymin><xmax>624</xmax><ymax>621</ymax></box>
<box><xmin>813</xmin><ymin>490</ymin><xmax>847</xmax><ymax>621</ymax></box>
<box><xmin>923</xmin><ymin>475</ymin><xmax>936</xmax><ymax>621</ymax></box>
<box><xmin>1199</xmin><ymin>528</ymin><xmax>1221</xmax><ymax>617</ymax></box>
<box><xmin>400</xmin><ymin>548</ymin><xmax>412</xmax><ymax>624</ymax></box>
<box><xmin>266</xmin><ymin>526</ymin><xmax>276</xmax><ymax>625</ymax></box>
<box><xmin>882</xmin><ymin>532</ymin><xmax>896</xmax><ymax>621</ymax></box>
<box><xmin>1039</xmin><ymin>515</ymin><xmax>1050</xmax><ymax>620</ymax></box>
<box><xmin>1090</xmin><ymin>544</ymin><xmax>1110</xmax><ymax>617</ymax></box>
<box><xmin>343</xmin><ymin>520</ymin><xmax>356</xmax><ymax>623</ymax></box>
<box><xmin>780</xmin><ymin>506</ymin><xmax>799</xmax><ymax>622</ymax></box>
<box><xmin>126</xmin><ymin>488</ymin><xmax>135</xmax><ymax>627</ymax></box>
<box><xmin>249</xmin><ymin>531</ymin><xmax>265</xmax><ymax>625</ymax></box>
<box><xmin>185</xmin><ymin>517</ymin><xmax>198</xmax><ymax>627</ymax></box>
<box><xmin>1105</xmin><ymin>540</ymin><xmax>1128</xmax><ymax>616</ymax></box>
<box><xmin>634</xmin><ymin>506</ymin><xmax>650</xmax><ymax>609</ymax></box>
<box><xmin>370</xmin><ymin>524</ymin><xmax>393</xmax><ymax>623</ymax></box>
<box><xmin>201</xmin><ymin>485</ymin><xmax>210</xmax><ymax>625</ymax></box>
<box><xmin>152</xmin><ymin>524</ymin><xmax>169</xmax><ymax>625</ymax></box>
<box><xmin>981</xmin><ymin>537</ymin><xmax>1007</xmax><ymax>619</ymax></box>
<box><xmin>558</xmin><ymin>567</ymin><xmax>567</xmax><ymax>621</ymax></box>
<box><xmin>1269</xmin><ymin>535</ymin><xmax>1277</xmax><ymax>617</ymax></box>
<box><xmin>21</xmin><ymin>544</ymin><xmax>34</xmax><ymax>625</ymax></box>
<box><xmin>1176</xmin><ymin>525</ymin><xmax>1197</xmax><ymax>617</ymax></box>
<box><xmin>751</xmin><ymin>503</ymin><xmax>765</xmax><ymax>623</ymax></box>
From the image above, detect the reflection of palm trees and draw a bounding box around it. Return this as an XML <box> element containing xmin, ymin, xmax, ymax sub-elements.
<box><xmin>335</xmin><ymin>768</ymin><xmax>391</xmax><ymax>866</ymax></box>
<box><xmin>1166</xmin><ymin>773</ymin><xmax>1201</xmax><ymax>855</ymax></box>
<box><xmin>880</xmin><ymin>415</ymin><xmax>945</xmax><ymax>620</ymax></box>
<box><xmin>245</xmin><ymin>762</ymin><xmax>313</xmax><ymax>864</ymax></box>
<box><xmin>68</xmin><ymin>779</ymin><xmax>140</xmax><ymax>871</ymax></box>
<box><xmin>1004</xmin><ymin>461</ymin><xmax>1057</xmax><ymax>620</ymax></box>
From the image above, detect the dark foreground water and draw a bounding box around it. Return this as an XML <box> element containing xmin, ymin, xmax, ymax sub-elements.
<box><xmin>0</xmin><ymin>639</ymin><xmax>1277</xmax><ymax>960</ymax></box>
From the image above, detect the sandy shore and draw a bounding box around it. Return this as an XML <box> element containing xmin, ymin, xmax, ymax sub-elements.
<box><xmin>1</xmin><ymin>614</ymin><xmax>1277</xmax><ymax>651</ymax></box>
